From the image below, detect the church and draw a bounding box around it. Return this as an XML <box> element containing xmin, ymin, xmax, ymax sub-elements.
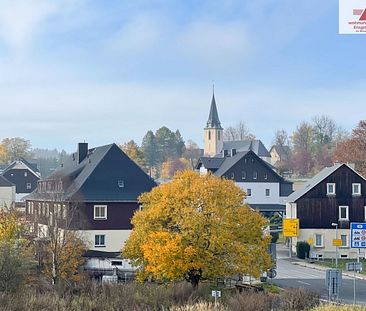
<box><xmin>197</xmin><ymin>92</ymin><xmax>293</xmax><ymax>216</ymax></box>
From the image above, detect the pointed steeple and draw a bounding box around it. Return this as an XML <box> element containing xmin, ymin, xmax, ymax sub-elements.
<box><xmin>206</xmin><ymin>86</ymin><xmax>223</xmax><ymax>129</ymax></box>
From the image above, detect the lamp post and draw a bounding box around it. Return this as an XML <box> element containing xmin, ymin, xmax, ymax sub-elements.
<box><xmin>331</xmin><ymin>222</ymin><xmax>338</xmax><ymax>268</ymax></box>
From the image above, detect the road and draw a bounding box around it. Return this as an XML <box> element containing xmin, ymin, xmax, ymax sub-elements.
<box><xmin>274</xmin><ymin>245</ymin><xmax>366</xmax><ymax>305</ymax></box>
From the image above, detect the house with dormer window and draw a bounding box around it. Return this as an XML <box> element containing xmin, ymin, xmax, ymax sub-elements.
<box><xmin>25</xmin><ymin>142</ymin><xmax>156</xmax><ymax>276</ymax></box>
<box><xmin>286</xmin><ymin>163</ymin><xmax>366</xmax><ymax>259</ymax></box>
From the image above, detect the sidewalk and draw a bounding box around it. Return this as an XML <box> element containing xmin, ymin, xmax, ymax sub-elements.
<box><xmin>277</xmin><ymin>243</ymin><xmax>366</xmax><ymax>280</ymax></box>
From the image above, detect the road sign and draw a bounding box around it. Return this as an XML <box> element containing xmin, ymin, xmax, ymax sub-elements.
<box><xmin>346</xmin><ymin>262</ymin><xmax>363</xmax><ymax>272</ymax></box>
<box><xmin>283</xmin><ymin>218</ymin><xmax>299</xmax><ymax>237</ymax></box>
<box><xmin>308</xmin><ymin>237</ymin><xmax>313</xmax><ymax>246</ymax></box>
<box><xmin>267</xmin><ymin>269</ymin><xmax>277</xmax><ymax>279</ymax></box>
<box><xmin>211</xmin><ymin>290</ymin><xmax>221</xmax><ymax>298</ymax></box>
<box><xmin>332</xmin><ymin>239</ymin><xmax>342</xmax><ymax>246</ymax></box>
<box><xmin>326</xmin><ymin>269</ymin><xmax>342</xmax><ymax>299</ymax></box>
<box><xmin>350</xmin><ymin>223</ymin><xmax>366</xmax><ymax>248</ymax></box>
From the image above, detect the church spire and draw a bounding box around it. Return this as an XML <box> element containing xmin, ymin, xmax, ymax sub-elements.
<box><xmin>206</xmin><ymin>85</ymin><xmax>223</xmax><ymax>129</ymax></box>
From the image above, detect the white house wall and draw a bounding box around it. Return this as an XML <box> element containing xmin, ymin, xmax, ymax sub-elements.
<box><xmin>0</xmin><ymin>186</ymin><xmax>15</xmax><ymax>209</ymax></box>
<box><xmin>81</xmin><ymin>230</ymin><xmax>132</xmax><ymax>252</ymax></box>
<box><xmin>236</xmin><ymin>182</ymin><xmax>283</xmax><ymax>204</ymax></box>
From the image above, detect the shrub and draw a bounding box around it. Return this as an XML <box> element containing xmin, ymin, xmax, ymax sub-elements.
<box><xmin>281</xmin><ymin>288</ymin><xmax>319</xmax><ymax>311</ymax></box>
<box><xmin>296</xmin><ymin>241</ymin><xmax>310</xmax><ymax>259</ymax></box>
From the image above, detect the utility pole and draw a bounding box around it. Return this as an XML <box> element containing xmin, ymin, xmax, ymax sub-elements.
<box><xmin>332</xmin><ymin>223</ymin><xmax>338</xmax><ymax>268</ymax></box>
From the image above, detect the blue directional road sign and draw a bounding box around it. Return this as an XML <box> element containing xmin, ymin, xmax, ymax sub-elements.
<box><xmin>350</xmin><ymin>223</ymin><xmax>366</xmax><ymax>248</ymax></box>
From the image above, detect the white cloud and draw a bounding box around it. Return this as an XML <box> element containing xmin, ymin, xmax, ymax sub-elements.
<box><xmin>177</xmin><ymin>20</ymin><xmax>251</xmax><ymax>67</ymax></box>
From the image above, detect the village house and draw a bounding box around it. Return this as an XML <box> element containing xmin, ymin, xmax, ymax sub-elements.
<box><xmin>0</xmin><ymin>175</ymin><xmax>15</xmax><ymax>209</ymax></box>
<box><xmin>25</xmin><ymin>142</ymin><xmax>156</xmax><ymax>277</ymax></box>
<box><xmin>286</xmin><ymin>163</ymin><xmax>366</xmax><ymax>259</ymax></box>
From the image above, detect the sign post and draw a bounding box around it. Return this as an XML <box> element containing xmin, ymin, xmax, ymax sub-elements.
<box><xmin>283</xmin><ymin>219</ymin><xmax>299</xmax><ymax>258</ymax></box>
<box><xmin>325</xmin><ymin>269</ymin><xmax>342</xmax><ymax>302</ymax></box>
<box><xmin>211</xmin><ymin>290</ymin><xmax>221</xmax><ymax>307</ymax></box>
<box><xmin>346</xmin><ymin>262</ymin><xmax>363</xmax><ymax>305</ymax></box>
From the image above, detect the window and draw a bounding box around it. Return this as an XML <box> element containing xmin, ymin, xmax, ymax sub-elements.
<box><xmin>341</xmin><ymin>234</ymin><xmax>348</xmax><ymax>247</ymax></box>
<box><xmin>315</xmin><ymin>234</ymin><xmax>323</xmax><ymax>247</ymax></box>
<box><xmin>264</xmin><ymin>173</ymin><xmax>268</xmax><ymax>180</ymax></box>
<box><xmin>253</xmin><ymin>171</ymin><xmax>257</xmax><ymax>179</ymax></box>
<box><xmin>26</xmin><ymin>183</ymin><xmax>32</xmax><ymax>190</ymax></box>
<box><xmin>230</xmin><ymin>172</ymin><xmax>235</xmax><ymax>179</ymax></box>
<box><xmin>339</xmin><ymin>206</ymin><xmax>349</xmax><ymax>220</ymax></box>
<box><xmin>118</xmin><ymin>180</ymin><xmax>125</xmax><ymax>188</ymax></box>
<box><xmin>62</xmin><ymin>204</ymin><xmax>67</xmax><ymax>219</ymax></box>
<box><xmin>327</xmin><ymin>183</ymin><xmax>336</xmax><ymax>195</ymax></box>
<box><xmin>352</xmin><ymin>183</ymin><xmax>361</xmax><ymax>195</ymax></box>
<box><xmin>24</xmin><ymin>172</ymin><xmax>27</xmax><ymax>177</ymax></box>
<box><xmin>218</xmin><ymin>131</ymin><xmax>220</xmax><ymax>140</ymax></box>
<box><xmin>246</xmin><ymin>188</ymin><xmax>252</xmax><ymax>197</ymax></box>
<box><xmin>95</xmin><ymin>234</ymin><xmax>105</xmax><ymax>247</ymax></box>
<box><xmin>241</xmin><ymin>171</ymin><xmax>246</xmax><ymax>180</ymax></box>
<box><xmin>111</xmin><ymin>261</ymin><xmax>123</xmax><ymax>266</ymax></box>
<box><xmin>208</xmin><ymin>131</ymin><xmax>211</xmax><ymax>140</ymax></box>
<box><xmin>265</xmin><ymin>189</ymin><xmax>270</xmax><ymax>197</ymax></box>
<box><xmin>94</xmin><ymin>205</ymin><xmax>107</xmax><ymax>220</ymax></box>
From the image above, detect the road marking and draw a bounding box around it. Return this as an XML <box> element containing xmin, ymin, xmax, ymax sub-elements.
<box><xmin>297</xmin><ymin>281</ymin><xmax>311</xmax><ymax>286</ymax></box>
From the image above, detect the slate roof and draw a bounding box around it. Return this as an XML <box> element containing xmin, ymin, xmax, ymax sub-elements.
<box><xmin>270</xmin><ymin>145</ymin><xmax>290</xmax><ymax>159</ymax></box>
<box><xmin>286</xmin><ymin>163</ymin><xmax>361</xmax><ymax>203</ymax></box>
<box><xmin>249</xmin><ymin>204</ymin><xmax>286</xmax><ymax>212</ymax></box>
<box><xmin>2</xmin><ymin>158</ymin><xmax>41</xmax><ymax>178</ymax></box>
<box><xmin>0</xmin><ymin>175</ymin><xmax>14</xmax><ymax>187</ymax></box>
<box><xmin>196</xmin><ymin>157</ymin><xmax>225</xmax><ymax>171</ymax></box>
<box><xmin>205</xmin><ymin>93</ymin><xmax>223</xmax><ymax>129</ymax></box>
<box><xmin>222</xmin><ymin>140</ymin><xmax>270</xmax><ymax>158</ymax></box>
<box><xmin>25</xmin><ymin>143</ymin><xmax>156</xmax><ymax>202</ymax></box>
<box><xmin>214</xmin><ymin>151</ymin><xmax>250</xmax><ymax>176</ymax></box>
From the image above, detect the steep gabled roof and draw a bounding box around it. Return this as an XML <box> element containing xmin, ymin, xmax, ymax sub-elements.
<box><xmin>26</xmin><ymin>143</ymin><xmax>156</xmax><ymax>202</ymax></box>
<box><xmin>214</xmin><ymin>151</ymin><xmax>250</xmax><ymax>176</ymax></box>
<box><xmin>286</xmin><ymin>163</ymin><xmax>364</xmax><ymax>203</ymax></box>
<box><xmin>222</xmin><ymin>140</ymin><xmax>270</xmax><ymax>158</ymax></box>
<box><xmin>205</xmin><ymin>93</ymin><xmax>223</xmax><ymax>129</ymax></box>
<box><xmin>3</xmin><ymin>159</ymin><xmax>41</xmax><ymax>178</ymax></box>
<box><xmin>0</xmin><ymin>175</ymin><xmax>14</xmax><ymax>187</ymax></box>
<box><xmin>270</xmin><ymin>145</ymin><xmax>290</xmax><ymax>158</ymax></box>
<box><xmin>196</xmin><ymin>157</ymin><xmax>225</xmax><ymax>170</ymax></box>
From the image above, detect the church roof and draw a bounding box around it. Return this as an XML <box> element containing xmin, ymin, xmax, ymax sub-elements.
<box><xmin>222</xmin><ymin>140</ymin><xmax>271</xmax><ymax>158</ymax></box>
<box><xmin>205</xmin><ymin>93</ymin><xmax>223</xmax><ymax>129</ymax></box>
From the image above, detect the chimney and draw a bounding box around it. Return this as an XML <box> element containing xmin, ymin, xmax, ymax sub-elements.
<box><xmin>231</xmin><ymin>148</ymin><xmax>236</xmax><ymax>157</ymax></box>
<box><xmin>78</xmin><ymin>142</ymin><xmax>88</xmax><ymax>164</ymax></box>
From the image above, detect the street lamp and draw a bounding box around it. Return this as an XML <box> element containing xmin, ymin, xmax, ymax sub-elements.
<box><xmin>331</xmin><ymin>222</ymin><xmax>338</xmax><ymax>268</ymax></box>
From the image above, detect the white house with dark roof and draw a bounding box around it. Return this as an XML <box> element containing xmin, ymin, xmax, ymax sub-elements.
<box><xmin>197</xmin><ymin>150</ymin><xmax>293</xmax><ymax>215</ymax></box>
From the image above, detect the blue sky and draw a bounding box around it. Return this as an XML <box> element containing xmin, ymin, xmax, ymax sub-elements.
<box><xmin>0</xmin><ymin>0</ymin><xmax>365</xmax><ymax>152</ymax></box>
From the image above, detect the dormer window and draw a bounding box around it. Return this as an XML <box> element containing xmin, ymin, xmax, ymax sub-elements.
<box><xmin>352</xmin><ymin>183</ymin><xmax>361</xmax><ymax>196</ymax></box>
<box><xmin>327</xmin><ymin>183</ymin><xmax>336</xmax><ymax>195</ymax></box>
<box><xmin>118</xmin><ymin>180</ymin><xmax>125</xmax><ymax>188</ymax></box>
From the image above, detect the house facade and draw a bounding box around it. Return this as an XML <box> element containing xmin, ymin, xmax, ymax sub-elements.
<box><xmin>286</xmin><ymin>163</ymin><xmax>366</xmax><ymax>259</ymax></box>
<box><xmin>0</xmin><ymin>175</ymin><xmax>15</xmax><ymax>209</ymax></box>
<box><xmin>2</xmin><ymin>158</ymin><xmax>40</xmax><ymax>203</ymax></box>
<box><xmin>25</xmin><ymin>142</ymin><xmax>156</xmax><ymax>276</ymax></box>
<box><xmin>197</xmin><ymin>150</ymin><xmax>293</xmax><ymax>215</ymax></box>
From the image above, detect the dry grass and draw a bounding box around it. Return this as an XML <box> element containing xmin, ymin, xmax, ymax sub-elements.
<box><xmin>312</xmin><ymin>305</ymin><xmax>366</xmax><ymax>311</ymax></box>
<box><xmin>170</xmin><ymin>302</ymin><xmax>227</xmax><ymax>311</ymax></box>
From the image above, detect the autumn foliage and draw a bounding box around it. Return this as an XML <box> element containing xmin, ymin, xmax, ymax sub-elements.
<box><xmin>123</xmin><ymin>171</ymin><xmax>271</xmax><ymax>287</ymax></box>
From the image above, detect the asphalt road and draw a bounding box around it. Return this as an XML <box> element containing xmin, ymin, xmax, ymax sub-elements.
<box><xmin>274</xmin><ymin>245</ymin><xmax>366</xmax><ymax>305</ymax></box>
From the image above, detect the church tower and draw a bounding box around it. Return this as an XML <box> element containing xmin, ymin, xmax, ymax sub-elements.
<box><xmin>204</xmin><ymin>90</ymin><xmax>223</xmax><ymax>157</ymax></box>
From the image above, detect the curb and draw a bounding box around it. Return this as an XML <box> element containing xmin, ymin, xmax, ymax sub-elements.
<box><xmin>291</xmin><ymin>261</ymin><xmax>366</xmax><ymax>280</ymax></box>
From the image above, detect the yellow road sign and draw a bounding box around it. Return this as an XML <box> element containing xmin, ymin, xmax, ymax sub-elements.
<box><xmin>333</xmin><ymin>239</ymin><xmax>342</xmax><ymax>246</ymax></box>
<box><xmin>308</xmin><ymin>238</ymin><xmax>314</xmax><ymax>246</ymax></box>
<box><xmin>283</xmin><ymin>218</ymin><xmax>299</xmax><ymax>237</ymax></box>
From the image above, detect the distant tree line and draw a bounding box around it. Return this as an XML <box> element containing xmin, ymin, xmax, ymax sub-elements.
<box><xmin>120</xmin><ymin>126</ymin><xmax>202</xmax><ymax>179</ymax></box>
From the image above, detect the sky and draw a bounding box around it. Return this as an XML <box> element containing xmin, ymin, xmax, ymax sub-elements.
<box><xmin>0</xmin><ymin>0</ymin><xmax>365</xmax><ymax>152</ymax></box>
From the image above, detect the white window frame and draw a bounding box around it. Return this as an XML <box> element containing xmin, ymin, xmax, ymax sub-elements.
<box><xmin>26</xmin><ymin>183</ymin><xmax>32</xmax><ymax>190</ymax></box>
<box><xmin>352</xmin><ymin>183</ymin><xmax>361</xmax><ymax>196</ymax></box>
<box><xmin>246</xmin><ymin>188</ymin><xmax>252</xmax><ymax>197</ymax></box>
<box><xmin>314</xmin><ymin>234</ymin><xmax>323</xmax><ymax>247</ymax></box>
<box><xmin>242</xmin><ymin>171</ymin><xmax>246</xmax><ymax>180</ymax></box>
<box><xmin>95</xmin><ymin>234</ymin><xmax>106</xmax><ymax>247</ymax></box>
<box><xmin>94</xmin><ymin>205</ymin><xmax>107</xmax><ymax>220</ymax></box>
<box><xmin>339</xmin><ymin>205</ymin><xmax>349</xmax><ymax>221</ymax></box>
<box><xmin>326</xmin><ymin>183</ymin><xmax>336</xmax><ymax>195</ymax></box>
<box><xmin>253</xmin><ymin>171</ymin><xmax>257</xmax><ymax>180</ymax></box>
<box><xmin>265</xmin><ymin>189</ymin><xmax>270</xmax><ymax>197</ymax></box>
<box><xmin>340</xmin><ymin>234</ymin><xmax>348</xmax><ymax>248</ymax></box>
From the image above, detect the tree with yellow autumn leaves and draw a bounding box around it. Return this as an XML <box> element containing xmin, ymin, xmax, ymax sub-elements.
<box><xmin>123</xmin><ymin>171</ymin><xmax>272</xmax><ymax>288</ymax></box>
